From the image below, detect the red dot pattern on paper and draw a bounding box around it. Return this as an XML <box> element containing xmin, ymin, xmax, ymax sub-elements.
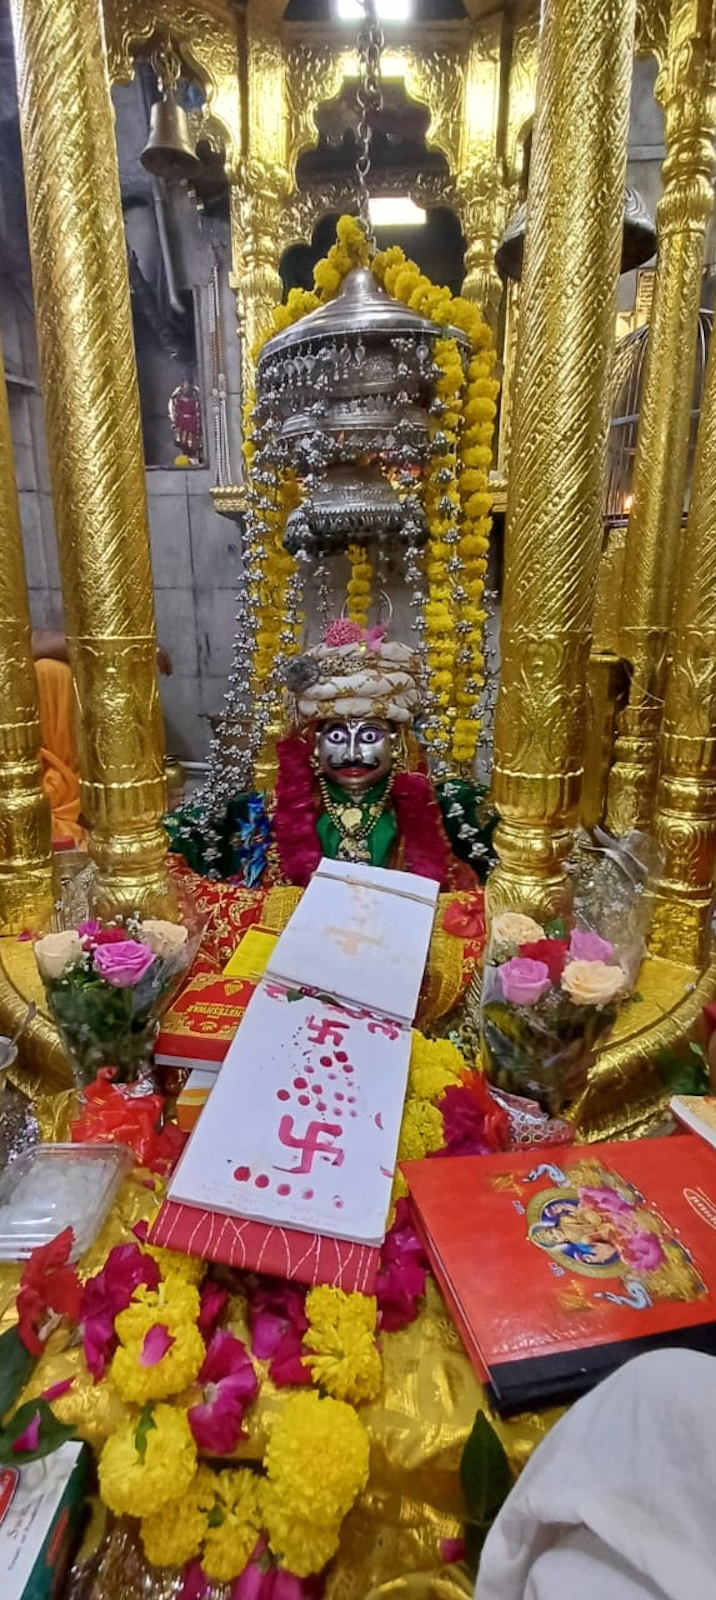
<box><xmin>234</xmin><ymin>1166</ymin><xmax>250</xmax><ymax>1182</ymax></box>
<box><xmin>255</xmin><ymin>1174</ymin><xmax>270</xmax><ymax>1189</ymax></box>
<box><xmin>276</xmin><ymin>1089</ymin><xmax>290</xmax><ymax>1102</ymax></box>
<box><xmin>277</xmin><ymin>1183</ymin><xmax>291</xmax><ymax>1196</ymax></box>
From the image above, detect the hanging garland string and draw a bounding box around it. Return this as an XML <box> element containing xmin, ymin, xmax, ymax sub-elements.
<box><xmin>346</xmin><ymin>543</ymin><xmax>373</xmax><ymax>628</ymax></box>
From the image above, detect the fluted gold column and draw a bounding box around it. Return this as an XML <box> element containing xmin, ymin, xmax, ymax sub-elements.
<box><xmin>0</xmin><ymin>336</ymin><xmax>53</xmax><ymax>934</ymax></box>
<box><xmin>607</xmin><ymin>0</ymin><xmax>716</xmax><ymax>833</ymax></box>
<box><xmin>648</xmin><ymin>316</ymin><xmax>716</xmax><ymax>964</ymax></box>
<box><xmin>457</xmin><ymin>167</ymin><xmax>506</xmax><ymax>332</ymax></box>
<box><xmin>230</xmin><ymin>169</ymin><xmax>286</xmax><ymax>402</ymax></box>
<box><xmin>9</xmin><ymin>0</ymin><xmax>169</xmax><ymax>915</ymax></box>
<box><xmin>488</xmin><ymin>0</ymin><xmax>636</xmax><ymax>919</ymax></box>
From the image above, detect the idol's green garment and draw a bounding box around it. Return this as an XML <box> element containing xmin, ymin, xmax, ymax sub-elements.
<box><xmin>316</xmin><ymin>776</ymin><xmax>398</xmax><ymax>866</ymax></box>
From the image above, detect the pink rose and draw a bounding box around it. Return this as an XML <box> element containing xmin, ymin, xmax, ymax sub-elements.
<box><xmin>93</xmin><ymin>939</ymin><xmax>156</xmax><ymax>987</ymax></box>
<box><xmin>569</xmin><ymin>928</ymin><xmax>615</xmax><ymax>963</ymax></box>
<box><xmin>499</xmin><ymin>957</ymin><xmax>551</xmax><ymax>1006</ymax></box>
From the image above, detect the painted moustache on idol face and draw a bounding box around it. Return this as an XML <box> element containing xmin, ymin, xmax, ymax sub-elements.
<box><xmin>317</xmin><ymin>719</ymin><xmax>395</xmax><ymax>794</ymax></box>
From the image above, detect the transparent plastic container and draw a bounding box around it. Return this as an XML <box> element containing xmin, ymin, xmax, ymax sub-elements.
<box><xmin>0</xmin><ymin>1142</ymin><xmax>132</xmax><ymax>1261</ymax></box>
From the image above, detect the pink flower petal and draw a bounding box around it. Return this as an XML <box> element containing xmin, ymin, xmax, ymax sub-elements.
<box><xmin>440</xmin><ymin>1538</ymin><xmax>467</xmax><ymax>1564</ymax></box>
<box><xmin>198</xmin><ymin>1281</ymin><xmax>229</xmax><ymax>1339</ymax></box>
<box><xmin>198</xmin><ymin>1328</ymin><xmax>254</xmax><ymax>1385</ymax></box>
<box><xmin>231</xmin><ymin>1564</ymin><xmax>265</xmax><ymax>1600</ymax></box>
<box><xmin>189</xmin><ymin>1329</ymin><xmax>259</xmax><ymax>1453</ymax></box>
<box><xmin>81</xmin><ymin>1243</ymin><xmax>160</xmax><ymax>1379</ymax></box>
<box><xmin>269</xmin><ymin>1328</ymin><xmax>313</xmax><ymax>1388</ymax></box>
<box><xmin>140</xmin><ymin>1323</ymin><xmax>175</xmax><ymax>1366</ymax></box>
<box><xmin>181</xmin><ymin>1564</ymin><xmax>211</xmax><ymax>1600</ymax></box>
<box><xmin>12</xmin><ymin>1409</ymin><xmax>42</xmax><ymax>1454</ymax></box>
<box><xmin>250</xmin><ymin>1308</ymin><xmax>286</xmax><ymax>1360</ymax></box>
<box><xmin>42</xmin><ymin>1378</ymin><xmax>74</xmax><ymax>1402</ymax></box>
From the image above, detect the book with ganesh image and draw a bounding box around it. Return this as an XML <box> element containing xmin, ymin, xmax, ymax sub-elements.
<box><xmin>404</xmin><ymin>1135</ymin><xmax>716</xmax><ymax>1414</ymax></box>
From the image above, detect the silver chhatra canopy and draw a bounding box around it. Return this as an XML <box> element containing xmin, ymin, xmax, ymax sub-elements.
<box><xmin>257</xmin><ymin>267</ymin><xmax>470</xmax><ymax>363</ymax></box>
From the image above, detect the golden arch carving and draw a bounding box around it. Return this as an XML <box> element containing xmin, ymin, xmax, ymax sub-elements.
<box><xmin>103</xmin><ymin>0</ymin><xmax>241</xmax><ymax>177</ymax></box>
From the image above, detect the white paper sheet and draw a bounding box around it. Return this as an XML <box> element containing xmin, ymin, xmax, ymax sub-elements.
<box><xmin>265</xmin><ymin>858</ymin><xmax>438</xmax><ymax>1022</ymax></box>
<box><xmin>167</xmin><ymin>983</ymin><xmax>411</xmax><ymax>1246</ymax></box>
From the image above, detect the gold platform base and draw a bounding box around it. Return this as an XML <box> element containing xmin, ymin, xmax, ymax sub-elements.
<box><xmin>570</xmin><ymin>950</ymin><xmax>715</xmax><ymax>1141</ymax></box>
<box><xmin>2</xmin><ymin>929</ymin><xmax>714</xmax><ymax>1137</ymax></box>
<box><xmin>0</xmin><ymin>934</ymin><xmax>71</xmax><ymax>1095</ymax></box>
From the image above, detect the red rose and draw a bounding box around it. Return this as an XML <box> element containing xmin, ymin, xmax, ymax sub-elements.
<box><xmin>519</xmin><ymin>938</ymin><xmax>569</xmax><ymax>982</ymax></box>
<box><xmin>93</xmin><ymin>927</ymin><xmax>129</xmax><ymax>945</ymax></box>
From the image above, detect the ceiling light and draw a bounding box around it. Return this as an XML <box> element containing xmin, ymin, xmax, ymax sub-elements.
<box><xmin>335</xmin><ymin>0</ymin><xmax>413</xmax><ymax>22</ymax></box>
<box><xmin>368</xmin><ymin>196</ymin><xmax>426</xmax><ymax>228</ymax></box>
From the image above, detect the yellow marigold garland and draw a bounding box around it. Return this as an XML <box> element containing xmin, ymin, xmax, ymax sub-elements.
<box><xmin>110</xmin><ymin>1278</ymin><xmax>205</xmax><ymax>1404</ymax></box>
<box><xmin>98</xmin><ymin>1403</ymin><xmax>198</xmax><ymax>1518</ymax></box>
<box><xmin>53</xmin><ymin>1017</ymin><xmax>479</xmax><ymax>1584</ymax></box>
<box><xmin>263</xmin><ymin>1391</ymin><xmax>370</xmax><ymax>1577</ymax></box>
<box><xmin>302</xmin><ymin>1286</ymin><xmax>382</xmax><ymax>1405</ymax></box>
<box><xmin>346</xmin><ymin>542</ymin><xmax>373</xmax><ymax>627</ymax></box>
<box><xmin>372</xmin><ymin>250</ymin><xmax>497</xmax><ymax>770</ymax></box>
<box><xmin>243</xmin><ymin>219</ymin><xmax>496</xmax><ymax>758</ymax></box>
<box><xmin>200</xmin><ymin>1468</ymin><xmax>265</xmax><ymax>1583</ymax></box>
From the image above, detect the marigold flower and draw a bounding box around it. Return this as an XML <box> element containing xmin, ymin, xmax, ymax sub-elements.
<box><xmin>110</xmin><ymin>1277</ymin><xmax>205</xmax><ymax>1402</ymax></box>
<box><xmin>201</xmin><ymin>1469</ymin><xmax>264</xmax><ymax>1583</ymax></box>
<box><xmin>98</xmin><ymin>1403</ymin><xmax>197</xmax><ymax>1517</ymax></box>
<box><xmin>264</xmin><ymin>1391</ymin><xmax>370</xmax><ymax>1527</ymax></box>
<box><xmin>262</xmin><ymin>1489</ymin><xmax>340</xmax><ymax>1579</ymax></box>
<box><xmin>140</xmin><ymin>1464</ymin><xmax>215</xmax><ymax>1567</ymax></box>
<box><xmin>398</xmin><ymin>1097</ymin><xmax>445</xmax><ymax>1163</ymax></box>
<box><xmin>302</xmin><ymin>1287</ymin><xmax>381</xmax><ymax>1405</ymax></box>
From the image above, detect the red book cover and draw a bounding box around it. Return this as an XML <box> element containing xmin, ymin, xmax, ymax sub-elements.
<box><xmin>404</xmin><ymin>1135</ymin><xmax>716</xmax><ymax>1414</ymax></box>
<box><xmin>150</xmin><ymin>1199</ymin><xmax>379</xmax><ymax>1294</ymax></box>
<box><xmin>155</xmin><ymin>973</ymin><xmax>255</xmax><ymax>1068</ymax></box>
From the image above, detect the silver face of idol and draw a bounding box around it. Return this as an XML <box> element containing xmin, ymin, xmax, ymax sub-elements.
<box><xmin>317</xmin><ymin>718</ymin><xmax>395</xmax><ymax>796</ymax></box>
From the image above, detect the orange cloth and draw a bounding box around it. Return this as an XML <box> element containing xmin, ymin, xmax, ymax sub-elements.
<box><xmin>35</xmin><ymin>656</ymin><xmax>86</xmax><ymax>845</ymax></box>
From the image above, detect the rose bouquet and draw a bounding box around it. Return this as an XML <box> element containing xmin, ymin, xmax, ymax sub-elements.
<box><xmin>34</xmin><ymin>914</ymin><xmax>202</xmax><ymax>1088</ymax></box>
<box><xmin>480</xmin><ymin>912</ymin><xmax>629</xmax><ymax>1116</ymax></box>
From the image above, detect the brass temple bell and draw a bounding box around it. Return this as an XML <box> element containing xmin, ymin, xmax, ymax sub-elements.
<box><xmin>140</xmin><ymin>42</ymin><xmax>200</xmax><ymax>184</ymax></box>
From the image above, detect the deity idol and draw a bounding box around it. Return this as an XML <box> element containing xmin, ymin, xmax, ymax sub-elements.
<box><xmin>273</xmin><ymin>620</ymin><xmax>477</xmax><ymax>892</ymax></box>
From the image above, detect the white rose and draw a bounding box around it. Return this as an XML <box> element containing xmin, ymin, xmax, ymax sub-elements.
<box><xmin>140</xmin><ymin>918</ymin><xmax>189</xmax><ymax>962</ymax></box>
<box><xmin>490</xmin><ymin>912</ymin><xmax>546</xmax><ymax>950</ymax></box>
<box><xmin>561</xmin><ymin>959</ymin><xmax>627</xmax><ymax>1006</ymax></box>
<box><xmin>35</xmin><ymin>930</ymin><xmax>83</xmax><ymax>982</ymax></box>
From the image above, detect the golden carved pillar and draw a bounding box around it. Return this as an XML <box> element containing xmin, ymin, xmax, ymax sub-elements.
<box><xmin>231</xmin><ymin>0</ymin><xmax>290</xmax><ymax>402</ymax></box>
<box><xmin>488</xmin><ymin>0</ymin><xmax>636</xmax><ymax>919</ymax></box>
<box><xmin>648</xmin><ymin>318</ymin><xmax>716</xmax><ymax>963</ymax></box>
<box><xmin>457</xmin><ymin>28</ymin><xmax>505</xmax><ymax>330</ymax></box>
<box><xmin>0</xmin><ymin>336</ymin><xmax>53</xmax><ymax>935</ymax></box>
<box><xmin>9</xmin><ymin>0</ymin><xmax>169</xmax><ymax>916</ymax></box>
<box><xmin>607</xmin><ymin>0</ymin><xmax>716</xmax><ymax>833</ymax></box>
<box><xmin>457</xmin><ymin>168</ymin><xmax>505</xmax><ymax>331</ymax></box>
<box><xmin>231</xmin><ymin>168</ymin><xmax>288</xmax><ymax>402</ymax></box>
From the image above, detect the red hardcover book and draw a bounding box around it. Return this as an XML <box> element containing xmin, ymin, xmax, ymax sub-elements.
<box><xmin>404</xmin><ymin>1135</ymin><xmax>716</xmax><ymax>1415</ymax></box>
<box><xmin>150</xmin><ymin>1199</ymin><xmax>379</xmax><ymax>1294</ymax></box>
<box><xmin>154</xmin><ymin>973</ymin><xmax>256</xmax><ymax>1071</ymax></box>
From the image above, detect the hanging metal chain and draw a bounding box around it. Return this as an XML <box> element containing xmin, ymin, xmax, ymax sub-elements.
<box><xmin>355</xmin><ymin>0</ymin><xmax>384</xmax><ymax>243</ymax></box>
